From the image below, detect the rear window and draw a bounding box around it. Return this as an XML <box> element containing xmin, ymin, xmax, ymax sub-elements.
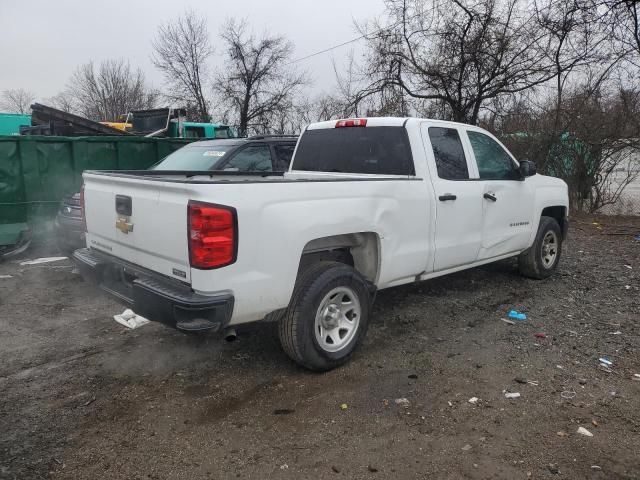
<box><xmin>152</xmin><ymin>145</ymin><xmax>238</xmax><ymax>171</ymax></box>
<box><xmin>292</xmin><ymin>127</ymin><xmax>415</xmax><ymax>175</ymax></box>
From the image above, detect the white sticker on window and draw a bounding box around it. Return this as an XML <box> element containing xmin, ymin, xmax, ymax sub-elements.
<box><xmin>203</xmin><ymin>150</ymin><xmax>226</xmax><ymax>157</ymax></box>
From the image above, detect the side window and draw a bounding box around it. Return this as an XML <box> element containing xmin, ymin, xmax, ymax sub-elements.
<box><xmin>428</xmin><ymin>127</ymin><xmax>469</xmax><ymax>180</ymax></box>
<box><xmin>222</xmin><ymin>145</ymin><xmax>272</xmax><ymax>172</ymax></box>
<box><xmin>467</xmin><ymin>131</ymin><xmax>519</xmax><ymax>180</ymax></box>
<box><xmin>272</xmin><ymin>144</ymin><xmax>296</xmax><ymax>171</ymax></box>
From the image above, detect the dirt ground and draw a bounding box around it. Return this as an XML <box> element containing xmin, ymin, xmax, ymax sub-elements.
<box><xmin>1</xmin><ymin>215</ymin><xmax>639</xmax><ymax>480</ymax></box>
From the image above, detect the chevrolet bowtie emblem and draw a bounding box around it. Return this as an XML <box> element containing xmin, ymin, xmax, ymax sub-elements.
<box><xmin>115</xmin><ymin>217</ymin><xmax>134</xmax><ymax>234</ymax></box>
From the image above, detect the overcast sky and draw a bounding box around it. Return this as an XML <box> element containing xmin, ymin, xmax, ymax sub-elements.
<box><xmin>0</xmin><ymin>0</ymin><xmax>386</xmax><ymax>104</ymax></box>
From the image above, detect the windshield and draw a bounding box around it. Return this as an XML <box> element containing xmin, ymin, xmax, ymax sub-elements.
<box><xmin>152</xmin><ymin>145</ymin><xmax>238</xmax><ymax>171</ymax></box>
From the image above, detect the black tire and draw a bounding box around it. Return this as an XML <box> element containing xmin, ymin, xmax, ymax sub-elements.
<box><xmin>278</xmin><ymin>261</ymin><xmax>372</xmax><ymax>371</ymax></box>
<box><xmin>518</xmin><ymin>216</ymin><xmax>563</xmax><ymax>279</ymax></box>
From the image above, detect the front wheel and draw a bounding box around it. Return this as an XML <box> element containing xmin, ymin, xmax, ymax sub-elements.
<box><xmin>518</xmin><ymin>216</ymin><xmax>563</xmax><ymax>279</ymax></box>
<box><xmin>278</xmin><ymin>261</ymin><xmax>372</xmax><ymax>371</ymax></box>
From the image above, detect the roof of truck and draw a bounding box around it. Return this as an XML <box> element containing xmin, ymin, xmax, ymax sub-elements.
<box><xmin>306</xmin><ymin>116</ymin><xmax>478</xmax><ymax>130</ymax></box>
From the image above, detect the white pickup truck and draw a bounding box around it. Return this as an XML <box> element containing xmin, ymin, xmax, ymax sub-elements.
<box><xmin>74</xmin><ymin>117</ymin><xmax>568</xmax><ymax>370</ymax></box>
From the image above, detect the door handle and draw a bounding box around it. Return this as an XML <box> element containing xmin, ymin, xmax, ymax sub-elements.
<box><xmin>483</xmin><ymin>192</ymin><xmax>497</xmax><ymax>202</ymax></box>
<box><xmin>439</xmin><ymin>194</ymin><xmax>457</xmax><ymax>201</ymax></box>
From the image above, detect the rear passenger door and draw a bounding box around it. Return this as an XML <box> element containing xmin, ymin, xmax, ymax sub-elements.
<box><xmin>464</xmin><ymin>129</ymin><xmax>535</xmax><ymax>259</ymax></box>
<box><xmin>421</xmin><ymin>124</ymin><xmax>484</xmax><ymax>271</ymax></box>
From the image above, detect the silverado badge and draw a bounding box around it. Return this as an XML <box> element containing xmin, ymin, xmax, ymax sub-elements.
<box><xmin>115</xmin><ymin>217</ymin><xmax>134</xmax><ymax>234</ymax></box>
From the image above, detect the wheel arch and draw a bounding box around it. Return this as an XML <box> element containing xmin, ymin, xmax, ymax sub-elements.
<box><xmin>540</xmin><ymin>205</ymin><xmax>568</xmax><ymax>239</ymax></box>
<box><xmin>298</xmin><ymin>232</ymin><xmax>381</xmax><ymax>285</ymax></box>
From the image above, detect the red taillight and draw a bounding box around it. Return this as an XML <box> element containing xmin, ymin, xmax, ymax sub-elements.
<box><xmin>335</xmin><ymin>118</ymin><xmax>367</xmax><ymax>128</ymax></box>
<box><xmin>188</xmin><ymin>201</ymin><xmax>237</xmax><ymax>269</ymax></box>
<box><xmin>80</xmin><ymin>184</ymin><xmax>87</xmax><ymax>232</ymax></box>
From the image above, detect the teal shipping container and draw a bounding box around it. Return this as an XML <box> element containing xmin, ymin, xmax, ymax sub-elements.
<box><xmin>0</xmin><ymin>113</ymin><xmax>32</xmax><ymax>136</ymax></box>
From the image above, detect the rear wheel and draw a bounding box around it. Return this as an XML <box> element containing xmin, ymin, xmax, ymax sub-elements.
<box><xmin>518</xmin><ymin>216</ymin><xmax>562</xmax><ymax>279</ymax></box>
<box><xmin>278</xmin><ymin>261</ymin><xmax>372</xmax><ymax>371</ymax></box>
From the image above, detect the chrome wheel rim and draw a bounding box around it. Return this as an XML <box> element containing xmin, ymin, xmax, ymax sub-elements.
<box><xmin>314</xmin><ymin>287</ymin><xmax>361</xmax><ymax>353</ymax></box>
<box><xmin>541</xmin><ymin>231</ymin><xmax>558</xmax><ymax>268</ymax></box>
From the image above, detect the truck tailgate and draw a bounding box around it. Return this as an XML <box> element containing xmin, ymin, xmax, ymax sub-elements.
<box><xmin>83</xmin><ymin>173</ymin><xmax>192</xmax><ymax>283</ymax></box>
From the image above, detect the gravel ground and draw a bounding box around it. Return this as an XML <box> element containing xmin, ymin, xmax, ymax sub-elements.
<box><xmin>1</xmin><ymin>214</ymin><xmax>639</xmax><ymax>480</ymax></box>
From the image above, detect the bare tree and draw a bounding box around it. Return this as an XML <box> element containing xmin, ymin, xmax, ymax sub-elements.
<box><xmin>152</xmin><ymin>11</ymin><xmax>213</xmax><ymax>122</ymax></box>
<box><xmin>45</xmin><ymin>91</ymin><xmax>75</xmax><ymax>113</ymax></box>
<box><xmin>1</xmin><ymin>88</ymin><xmax>35</xmax><ymax>114</ymax></box>
<box><xmin>215</xmin><ymin>19</ymin><xmax>307</xmax><ymax>136</ymax></box>
<box><xmin>67</xmin><ymin>59</ymin><xmax>158</xmax><ymax>121</ymax></box>
<box><xmin>357</xmin><ymin>0</ymin><xmax>562</xmax><ymax>124</ymax></box>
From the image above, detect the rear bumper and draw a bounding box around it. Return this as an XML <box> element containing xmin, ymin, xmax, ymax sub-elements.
<box><xmin>72</xmin><ymin>248</ymin><xmax>233</xmax><ymax>332</ymax></box>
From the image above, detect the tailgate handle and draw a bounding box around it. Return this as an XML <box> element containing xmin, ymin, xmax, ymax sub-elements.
<box><xmin>115</xmin><ymin>195</ymin><xmax>132</xmax><ymax>216</ymax></box>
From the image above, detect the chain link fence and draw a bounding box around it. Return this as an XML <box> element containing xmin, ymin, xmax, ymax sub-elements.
<box><xmin>597</xmin><ymin>153</ymin><xmax>640</xmax><ymax>216</ymax></box>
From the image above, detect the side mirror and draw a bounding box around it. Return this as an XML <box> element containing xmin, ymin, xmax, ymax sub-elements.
<box><xmin>519</xmin><ymin>160</ymin><xmax>537</xmax><ymax>178</ymax></box>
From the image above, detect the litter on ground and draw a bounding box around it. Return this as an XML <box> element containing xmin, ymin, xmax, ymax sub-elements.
<box><xmin>599</xmin><ymin>357</ymin><xmax>613</xmax><ymax>367</ymax></box>
<box><xmin>113</xmin><ymin>309</ymin><xmax>151</xmax><ymax>329</ymax></box>
<box><xmin>0</xmin><ymin>275</ymin><xmax>13</xmax><ymax>279</ymax></box>
<box><xmin>20</xmin><ymin>256</ymin><xmax>68</xmax><ymax>266</ymax></box>
<box><xmin>504</xmin><ymin>392</ymin><xmax>521</xmax><ymax>399</ymax></box>
<box><xmin>577</xmin><ymin>427</ymin><xmax>594</xmax><ymax>437</ymax></box>
<box><xmin>508</xmin><ymin>310</ymin><xmax>527</xmax><ymax>321</ymax></box>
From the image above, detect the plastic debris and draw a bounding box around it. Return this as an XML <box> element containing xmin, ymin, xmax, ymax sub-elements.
<box><xmin>508</xmin><ymin>310</ymin><xmax>527</xmax><ymax>321</ymax></box>
<box><xmin>599</xmin><ymin>357</ymin><xmax>613</xmax><ymax>368</ymax></box>
<box><xmin>20</xmin><ymin>256</ymin><xmax>68</xmax><ymax>266</ymax></box>
<box><xmin>577</xmin><ymin>426</ymin><xmax>593</xmax><ymax>437</ymax></box>
<box><xmin>468</xmin><ymin>397</ymin><xmax>479</xmax><ymax>404</ymax></box>
<box><xmin>501</xmin><ymin>318</ymin><xmax>516</xmax><ymax>325</ymax></box>
<box><xmin>340</xmin><ymin>403</ymin><xmax>348</xmax><ymax>410</ymax></box>
<box><xmin>591</xmin><ymin>466</ymin><xmax>602</xmax><ymax>471</ymax></box>
<box><xmin>534</xmin><ymin>332</ymin><xmax>547</xmax><ymax>338</ymax></box>
<box><xmin>113</xmin><ymin>309</ymin><xmax>150</xmax><ymax>329</ymax></box>
<box><xmin>556</xmin><ymin>431</ymin><xmax>568</xmax><ymax>437</ymax></box>
<box><xmin>461</xmin><ymin>444</ymin><xmax>472</xmax><ymax>451</ymax></box>
<box><xmin>560</xmin><ymin>391</ymin><xmax>576</xmax><ymax>399</ymax></box>
<box><xmin>634</xmin><ymin>374</ymin><xmax>640</xmax><ymax>381</ymax></box>
<box><xmin>505</xmin><ymin>392</ymin><xmax>521</xmax><ymax>399</ymax></box>
<box><xmin>610</xmin><ymin>331</ymin><xmax>622</xmax><ymax>335</ymax></box>
<box><xmin>0</xmin><ymin>274</ymin><xmax>13</xmax><ymax>279</ymax></box>
<box><xmin>395</xmin><ymin>398</ymin><xmax>410</xmax><ymax>408</ymax></box>
<box><xmin>634</xmin><ymin>234</ymin><xmax>640</xmax><ymax>241</ymax></box>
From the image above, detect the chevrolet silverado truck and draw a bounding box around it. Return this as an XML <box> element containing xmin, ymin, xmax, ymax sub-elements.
<box><xmin>73</xmin><ymin>117</ymin><xmax>569</xmax><ymax>371</ymax></box>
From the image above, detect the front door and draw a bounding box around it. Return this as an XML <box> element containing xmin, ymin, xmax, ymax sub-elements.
<box><xmin>421</xmin><ymin>124</ymin><xmax>484</xmax><ymax>272</ymax></box>
<box><xmin>463</xmin><ymin>129</ymin><xmax>535</xmax><ymax>260</ymax></box>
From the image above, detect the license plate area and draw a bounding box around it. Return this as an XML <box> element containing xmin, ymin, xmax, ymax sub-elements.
<box><xmin>100</xmin><ymin>264</ymin><xmax>136</xmax><ymax>303</ymax></box>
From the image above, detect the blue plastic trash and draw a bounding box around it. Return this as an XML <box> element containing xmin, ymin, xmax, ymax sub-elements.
<box><xmin>508</xmin><ymin>310</ymin><xmax>527</xmax><ymax>321</ymax></box>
